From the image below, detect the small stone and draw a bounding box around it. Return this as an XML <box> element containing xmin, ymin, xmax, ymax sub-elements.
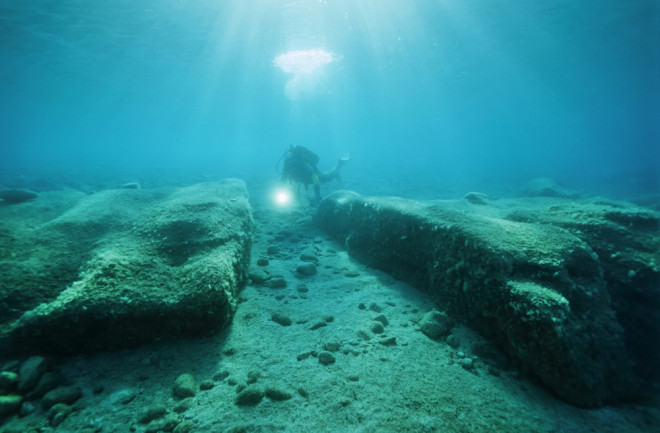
<box><xmin>297</xmin><ymin>388</ymin><xmax>309</xmax><ymax>398</ymax></box>
<box><xmin>296</xmin><ymin>262</ymin><xmax>317</xmax><ymax>276</ymax></box>
<box><xmin>48</xmin><ymin>403</ymin><xmax>72</xmax><ymax>427</ymax></box>
<box><xmin>213</xmin><ymin>370</ymin><xmax>230</xmax><ymax>381</ymax></box>
<box><xmin>369</xmin><ymin>321</ymin><xmax>385</xmax><ymax>334</ymax></box>
<box><xmin>369</xmin><ymin>303</ymin><xmax>382</xmax><ymax>313</ymax></box>
<box><xmin>322</xmin><ymin>315</ymin><xmax>334</xmax><ymax>323</ymax></box>
<box><xmin>109</xmin><ymin>388</ymin><xmax>137</xmax><ymax>405</ymax></box>
<box><xmin>272</xmin><ymin>313</ymin><xmax>292</xmax><ymax>326</ymax></box>
<box><xmin>18</xmin><ymin>356</ymin><xmax>48</xmax><ymax>393</ymax></box>
<box><xmin>138</xmin><ymin>404</ymin><xmax>168</xmax><ymax>424</ymax></box>
<box><xmin>373</xmin><ymin>314</ymin><xmax>389</xmax><ymax>326</ymax></box>
<box><xmin>300</xmin><ymin>249</ymin><xmax>319</xmax><ymax>263</ymax></box>
<box><xmin>0</xmin><ymin>395</ymin><xmax>22</xmax><ymax>416</ymax></box>
<box><xmin>146</xmin><ymin>416</ymin><xmax>179</xmax><ymax>433</ymax></box>
<box><xmin>265</xmin><ymin>386</ymin><xmax>293</xmax><ymax>401</ymax></box>
<box><xmin>347</xmin><ymin>375</ymin><xmax>360</xmax><ymax>382</ymax></box>
<box><xmin>173</xmin><ymin>420</ymin><xmax>194</xmax><ymax>433</ymax></box>
<box><xmin>93</xmin><ymin>384</ymin><xmax>105</xmax><ymax>395</ymax></box>
<box><xmin>0</xmin><ymin>371</ymin><xmax>18</xmax><ymax>393</ymax></box>
<box><xmin>318</xmin><ymin>351</ymin><xmax>336</xmax><ymax>365</ymax></box>
<box><xmin>30</xmin><ymin>371</ymin><xmax>61</xmax><ymax>399</ymax></box>
<box><xmin>446</xmin><ymin>334</ymin><xmax>460</xmax><ymax>348</ymax></box>
<box><xmin>42</xmin><ymin>385</ymin><xmax>82</xmax><ymax>409</ymax></box>
<box><xmin>297</xmin><ymin>352</ymin><xmax>313</xmax><ymax>361</ymax></box>
<box><xmin>358</xmin><ymin>303</ymin><xmax>366</xmax><ymax>310</ymax></box>
<box><xmin>310</xmin><ymin>321</ymin><xmax>327</xmax><ymax>330</ymax></box>
<box><xmin>235</xmin><ymin>386</ymin><xmax>264</xmax><ymax>406</ymax></box>
<box><xmin>419</xmin><ymin>310</ymin><xmax>451</xmax><ymax>340</ymax></box>
<box><xmin>257</xmin><ymin>258</ymin><xmax>269</xmax><ymax>266</ymax></box>
<box><xmin>345</xmin><ymin>271</ymin><xmax>360</xmax><ymax>278</ymax></box>
<box><xmin>173</xmin><ymin>398</ymin><xmax>193</xmax><ymax>413</ymax></box>
<box><xmin>173</xmin><ymin>373</ymin><xmax>196</xmax><ymax>399</ymax></box>
<box><xmin>19</xmin><ymin>400</ymin><xmax>35</xmax><ymax>417</ymax></box>
<box><xmin>266</xmin><ymin>245</ymin><xmax>280</xmax><ymax>255</ymax></box>
<box><xmin>459</xmin><ymin>358</ymin><xmax>475</xmax><ymax>370</ymax></box>
<box><xmin>356</xmin><ymin>329</ymin><xmax>371</xmax><ymax>341</ymax></box>
<box><xmin>246</xmin><ymin>370</ymin><xmax>261</xmax><ymax>384</ymax></box>
<box><xmin>199</xmin><ymin>379</ymin><xmax>214</xmax><ymax>390</ymax></box>
<box><xmin>379</xmin><ymin>337</ymin><xmax>397</xmax><ymax>346</ymax></box>
<box><xmin>323</xmin><ymin>340</ymin><xmax>342</xmax><ymax>352</ymax></box>
<box><xmin>297</xmin><ymin>285</ymin><xmax>309</xmax><ymax>293</ymax></box>
<box><xmin>265</xmin><ymin>277</ymin><xmax>287</xmax><ymax>288</ymax></box>
<box><xmin>249</xmin><ymin>270</ymin><xmax>269</xmax><ymax>284</ymax></box>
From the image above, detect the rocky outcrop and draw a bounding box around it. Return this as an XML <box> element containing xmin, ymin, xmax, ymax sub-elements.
<box><xmin>0</xmin><ymin>180</ymin><xmax>252</xmax><ymax>355</ymax></box>
<box><xmin>316</xmin><ymin>190</ymin><xmax>660</xmax><ymax>407</ymax></box>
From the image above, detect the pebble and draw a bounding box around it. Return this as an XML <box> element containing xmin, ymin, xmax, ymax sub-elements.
<box><xmin>257</xmin><ymin>258</ymin><xmax>269</xmax><ymax>266</ymax></box>
<box><xmin>373</xmin><ymin>314</ymin><xmax>389</xmax><ymax>326</ymax></box>
<box><xmin>173</xmin><ymin>421</ymin><xmax>194</xmax><ymax>433</ymax></box>
<box><xmin>138</xmin><ymin>404</ymin><xmax>167</xmax><ymax>424</ymax></box>
<box><xmin>369</xmin><ymin>321</ymin><xmax>385</xmax><ymax>334</ymax></box>
<box><xmin>146</xmin><ymin>416</ymin><xmax>179</xmax><ymax>433</ymax></box>
<box><xmin>310</xmin><ymin>321</ymin><xmax>327</xmax><ymax>330</ymax></box>
<box><xmin>296</xmin><ymin>262</ymin><xmax>317</xmax><ymax>276</ymax></box>
<box><xmin>235</xmin><ymin>386</ymin><xmax>264</xmax><ymax>406</ymax></box>
<box><xmin>213</xmin><ymin>370</ymin><xmax>230</xmax><ymax>382</ymax></box>
<box><xmin>19</xmin><ymin>400</ymin><xmax>35</xmax><ymax>417</ymax></box>
<box><xmin>0</xmin><ymin>371</ymin><xmax>18</xmax><ymax>393</ymax></box>
<box><xmin>108</xmin><ymin>388</ymin><xmax>137</xmax><ymax>405</ymax></box>
<box><xmin>265</xmin><ymin>277</ymin><xmax>287</xmax><ymax>288</ymax></box>
<box><xmin>173</xmin><ymin>373</ymin><xmax>196</xmax><ymax>399</ymax></box>
<box><xmin>369</xmin><ymin>303</ymin><xmax>382</xmax><ymax>313</ymax></box>
<box><xmin>30</xmin><ymin>371</ymin><xmax>61</xmax><ymax>399</ymax></box>
<box><xmin>18</xmin><ymin>356</ymin><xmax>48</xmax><ymax>393</ymax></box>
<box><xmin>173</xmin><ymin>398</ymin><xmax>193</xmax><ymax>413</ymax></box>
<box><xmin>272</xmin><ymin>313</ymin><xmax>293</xmax><ymax>326</ymax></box>
<box><xmin>356</xmin><ymin>329</ymin><xmax>371</xmax><ymax>341</ymax></box>
<box><xmin>246</xmin><ymin>370</ymin><xmax>261</xmax><ymax>384</ymax></box>
<box><xmin>345</xmin><ymin>271</ymin><xmax>360</xmax><ymax>278</ymax></box>
<box><xmin>42</xmin><ymin>385</ymin><xmax>82</xmax><ymax>409</ymax></box>
<box><xmin>199</xmin><ymin>379</ymin><xmax>214</xmax><ymax>390</ymax></box>
<box><xmin>358</xmin><ymin>303</ymin><xmax>366</xmax><ymax>310</ymax></box>
<box><xmin>347</xmin><ymin>375</ymin><xmax>360</xmax><ymax>382</ymax></box>
<box><xmin>265</xmin><ymin>386</ymin><xmax>293</xmax><ymax>401</ymax></box>
<box><xmin>322</xmin><ymin>315</ymin><xmax>334</xmax><ymax>323</ymax></box>
<box><xmin>0</xmin><ymin>395</ymin><xmax>22</xmax><ymax>416</ymax></box>
<box><xmin>419</xmin><ymin>310</ymin><xmax>451</xmax><ymax>339</ymax></box>
<box><xmin>459</xmin><ymin>358</ymin><xmax>475</xmax><ymax>370</ymax></box>
<box><xmin>318</xmin><ymin>351</ymin><xmax>336</xmax><ymax>365</ymax></box>
<box><xmin>379</xmin><ymin>337</ymin><xmax>397</xmax><ymax>346</ymax></box>
<box><xmin>266</xmin><ymin>245</ymin><xmax>280</xmax><ymax>255</ymax></box>
<box><xmin>446</xmin><ymin>334</ymin><xmax>460</xmax><ymax>348</ymax></box>
<box><xmin>249</xmin><ymin>270</ymin><xmax>269</xmax><ymax>284</ymax></box>
<box><xmin>323</xmin><ymin>340</ymin><xmax>342</xmax><ymax>352</ymax></box>
<box><xmin>48</xmin><ymin>403</ymin><xmax>72</xmax><ymax>427</ymax></box>
<box><xmin>300</xmin><ymin>249</ymin><xmax>319</xmax><ymax>263</ymax></box>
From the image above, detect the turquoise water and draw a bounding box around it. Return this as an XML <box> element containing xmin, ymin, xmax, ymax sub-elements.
<box><xmin>1</xmin><ymin>0</ymin><xmax>658</xmax><ymax>196</ymax></box>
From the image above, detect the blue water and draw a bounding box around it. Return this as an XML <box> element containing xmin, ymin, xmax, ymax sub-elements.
<box><xmin>1</xmin><ymin>0</ymin><xmax>658</xmax><ymax>198</ymax></box>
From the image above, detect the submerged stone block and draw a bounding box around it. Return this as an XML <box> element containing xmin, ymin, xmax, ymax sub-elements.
<box><xmin>1</xmin><ymin>180</ymin><xmax>252</xmax><ymax>355</ymax></box>
<box><xmin>316</xmin><ymin>190</ymin><xmax>659</xmax><ymax>407</ymax></box>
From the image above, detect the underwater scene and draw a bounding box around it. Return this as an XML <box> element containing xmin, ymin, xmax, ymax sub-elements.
<box><xmin>1</xmin><ymin>0</ymin><xmax>659</xmax><ymax>432</ymax></box>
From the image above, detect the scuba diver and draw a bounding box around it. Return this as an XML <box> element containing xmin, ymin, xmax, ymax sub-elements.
<box><xmin>279</xmin><ymin>145</ymin><xmax>349</xmax><ymax>205</ymax></box>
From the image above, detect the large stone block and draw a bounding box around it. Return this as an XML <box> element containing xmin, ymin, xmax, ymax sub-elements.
<box><xmin>316</xmin><ymin>191</ymin><xmax>659</xmax><ymax>407</ymax></box>
<box><xmin>0</xmin><ymin>180</ymin><xmax>252</xmax><ymax>355</ymax></box>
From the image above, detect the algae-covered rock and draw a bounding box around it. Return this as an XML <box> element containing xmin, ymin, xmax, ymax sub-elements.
<box><xmin>1</xmin><ymin>180</ymin><xmax>253</xmax><ymax>355</ymax></box>
<box><xmin>316</xmin><ymin>190</ymin><xmax>660</xmax><ymax>407</ymax></box>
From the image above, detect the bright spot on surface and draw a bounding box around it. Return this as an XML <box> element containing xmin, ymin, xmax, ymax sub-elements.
<box><xmin>274</xmin><ymin>49</ymin><xmax>335</xmax><ymax>74</ymax></box>
<box><xmin>274</xmin><ymin>49</ymin><xmax>337</xmax><ymax>100</ymax></box>
<box><xmin>274</xmin><ymin>189</ymin><xmax>292</xmax><ymax>206</ymax></box>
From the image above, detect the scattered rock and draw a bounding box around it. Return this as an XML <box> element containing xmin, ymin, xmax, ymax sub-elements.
<box><xmin>272</xmin><ymin>313</ymin><xmax>293</xmax><ymax>326</ymax></box>
<box><xmin>173</xmin><ymin>373</ymin><xmax>196</xmax><ymax>399</ymax></box>
<box><xmin>266</xmin><ymin>245</ymin><xmax>280</xmax><ymax>255</ymax></box>
<box><xmin>446</xmin><ymin>334</ymin><xmax>460</xmax><ymax>348</ymax></box>
<box><xmin>138</xmin><ymin>404</ymin><xmax>168</xmax><ymax>424</ymax></box>
<box><xmin>18</xmin><ymin>356</ymin><xmax>48</xmax><ymax>393</ymax></box>
<box><xmin>310</xmin><ymin>321</ymin><xmax>327</xmax><ymax>330</ymax></box>
<box><xmin>0</xmin><ymin>371</ymin><xmax>18</xmax><ymax>393</ymax></box>
<box><xmin>356</xmin><ymin>329</ymin><xmax>371</xmax><ymax>341</ymax></box>
<box><xmin>347</xmin><ymin>375</ymin><xmax>360</xmax><ymax>382</ymax></box>
<box><xmin>108</xmin><ymin>388</ymin><xmax>137</xmax><ymax>405</ymax></box>
<box><xmin>300</xmin><ymin>249</ymin><xmax>319</xmax><ymax>263</ymax></box>
<box><xmin>369</xmin><ymin>303</ymin><xmax>382</xmax><ymax>313</ymax></box>
<box><xmin>29</xmin><ymin>371</ymin><xmax>61</xmax><ymax>399</ymax></box>
<box><xmin>345</xmin><ymin>271</ymin><xmax>360</xmax><ymax>278</ymax></box>
<box><xmin>246</xmin><ymin>370</ymin><xmax>261</xmax><ymax>384</ymax></box>
<box><xmin>369</xmin><ymin>321</ymin><xmax>385</xmax><ymax>334</ymax></box>
<box><xmin>323</xmin><ymin>340</ymin><xmax>342</xmax><ymax>352</ymax></box>
<box><xmin>42</xmin><ymin>385</ymin><xmax>82</xmax><ymax>409</ymax></box>
<box><xmin>296</xmin><ymin>262</ymin><xmax>317</xmax><ymax>276</ymax></box>
<box><xmin>265</xmin><ymin>386</ymin><xmax>293</xmax><ymax>401</ymax></box>
<box><xmin>0</xmin><ymin>395</ymin><xmax>22</xmax><ymax>416</ymax></box>
<box><xmin>419</xmin><ymin>310</ymin><xmax>451</xmax><ymax>340</ymax></box>
<box><xmin>19</xmin><ymin>400</ymin><xmax>35</xmax><ymax>417</ymax></box>
<box><xmin>322</xmin><ymin>315</ymin><xmax>334</xmax><ymax>323</ymax></box>
<box><xmin>173</xmin><ymin>420</ymin><xmax>194</xmax><ymax>433</ymax></box>
<box><xmin>265</xmin><ymin>277</ymin><xmax>287</xmax><ymax>289</ymax></box>
<box><xmin>379</xmin><ymin>337</ymin><xmax>397</xmax><ymax>346</ymax></box>
<box><xmin>0</xmin><ymin>189</ymin><xmax>38</xmax><ymax>204</ymax></box>
<box><xmin>199</xmin><ymin>379</ymin><xmax>214</xmax><ymax>390</ymax></box>
<box><xmin>213</xmin><ymin>370</ymin><xmax>230</xmax><ymax>381</ymax></box>
<box><xmin>249</xmin><ymin>270</ymin><xmax>270</xmax><ymax>284</ymax></box>
<box><xmin>297</xmin><ymin>388</ymin><xmax>309</xmax><ymax>399</ymax></box>
<box><xmin>464</xmin><ymin>192</ymin><xmax>489</xmax><ymax>205</ymax></box>
<box><xmin>48</xmin><ymin>403</ymin><xmax>73</xmax><ymax>427</ymax></box>
<box><xmin>318</xmin><ymin>351</ymin><xmax>336</xmax><ymax>365</ymax></box>
<box><xmin>173</xmin><ymin>398</ymin><xmax>193</xmax><ymax>413</ymax></box>
<box><xmin>146</xmin><ymin>416</ymin><xmax>179</xmax><ymax>433</ymax></box>
<box><xmin>297</xmin><ymin>352</ymin><xmax>313</xmax><ymax>361</ymax></box>
<box><xmin>358</xmin><ymin>303</ymin><xmax>366</xmax><ymax>310</ymax></box>
<box><xmin>257</xmin><ymin>258</ymin><xmax>269</xmax><ymax>266</ymax></box>
<box><xmin>459</xmin><ymin>358</ymin><xmax>475</xmax><ymax>370</ymax></box>
<box><xmin>235</xmin><ymin>386</ymin><xmax>264</xmax><ymax>406</ymax></box>
<box><xmin>373</xmin><ymin>314</ymin><xmax>389</xmax><ymax>326</ymax></box>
